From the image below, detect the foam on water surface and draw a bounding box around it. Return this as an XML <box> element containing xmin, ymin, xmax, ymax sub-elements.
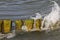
<box><xmin>0</xmin><ymin>33</ymin><xmax>6</xmax><ymax>39</ymax></box>
<box><xmin>6</xmin><ymin>30</ymin><xmax>16</xmax><ymax>39</ymax></box>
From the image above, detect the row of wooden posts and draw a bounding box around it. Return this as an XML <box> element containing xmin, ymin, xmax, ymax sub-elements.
<box><xmin>0</xmin><ymin>19</ymin><xmax>42</xmax><ymax>34</ymax></box>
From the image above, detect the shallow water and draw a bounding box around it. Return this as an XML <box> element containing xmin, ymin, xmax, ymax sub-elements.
<box><xmin>2</xmin><ymin>29</ymin><xmax>60</xmax><ymax>40</ymax></box>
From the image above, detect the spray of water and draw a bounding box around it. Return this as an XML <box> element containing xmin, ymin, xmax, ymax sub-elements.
<box><xmin>30</xmin><ymin>12</ymin><xmax>42</xmax><ymax>20</ymax></box>
<box><xmin>30</xmin><ymin>12</ymin><xmax>42</xmax><ymax>31</ymax></box>
<box><xmin>41</xmin><ymin>1</ymin><xmax>60</xmax><ymax>32</ymax></box>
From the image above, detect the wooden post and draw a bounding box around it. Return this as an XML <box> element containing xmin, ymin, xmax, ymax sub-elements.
<box><xmin>15</xmin><ymin>20</ymin><xmax>23</xmax><ymax>31</ymax></box>
<box><xmin>2</xmin><ymin>20</ymin><xmax>12</xmax><ymax>34</ymax></box>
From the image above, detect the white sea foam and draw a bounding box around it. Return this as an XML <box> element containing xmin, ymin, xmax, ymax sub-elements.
<box><xmin>6</xmin><ymin>30</ymin><xmax>16</xmax><ymax>39</ymax></box>
<box><xmin>0</xmin><ymin>33</ymin><xmax>6</xmax><ymax>39</ymax></box>
<box><xmin>41</xmin><ymin>1</ymin><xmax>60</xmax><ymax>32</ymax></box>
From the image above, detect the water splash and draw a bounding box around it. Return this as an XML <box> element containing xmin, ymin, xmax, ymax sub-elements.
<box><xmin>30</xmin><ymin>12</ymin><xmax>42</xmax><ymax>20</ymax></box>
<box><xmin>22</xmin><ymin>25</ymin><xmax>27</xmax><ymax>31</ymax></box>
<box><xmin>30</xmin><ymin>12</ymin><xmax>42</xmax><ymax>31</ymax></box>
<box><xmin>41</xmin><ymin>1</ymin><xmax>60</xmax><ymax>32</ymax></box>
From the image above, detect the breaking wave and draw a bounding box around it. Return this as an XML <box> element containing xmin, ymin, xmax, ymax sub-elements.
<box><xmin>41</xmin><ymin>1</ymin><xmax>60</xmax><ymax>32</ymax></box>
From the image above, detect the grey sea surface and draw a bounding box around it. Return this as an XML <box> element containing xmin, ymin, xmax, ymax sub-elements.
<box><xmin>0</xmin><ymin>0</ymin><xmax>60</xmax><ymax>40</ymax></box>
<box><xmin>0</xmin><ymin>0</ymin><xmax>58</xmax><ymax>20</ymax></box>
